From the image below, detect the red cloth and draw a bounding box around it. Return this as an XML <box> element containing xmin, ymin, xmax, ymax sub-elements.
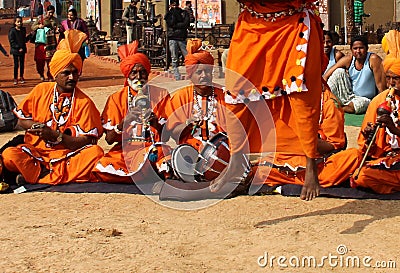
<box><xmin>118</xmin><ymin>41</ymin><xmax>151</xmax><ymax>77</ymax></box>
<box><xmin>184</xmin><ymin>39</ymin><xmax>214</xmax><ymax>77</ymax></box>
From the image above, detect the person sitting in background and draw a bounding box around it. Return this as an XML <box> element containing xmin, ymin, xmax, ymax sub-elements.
<box><xmin>1</xmin><ymin>30</ymin><xmax>103</xmax><ymax>186</ymax></box>
<box><xmin>323</xmin><ymin>30</ymin><xmax>344</xmax><ymax>75</ymax></box>
<box><xmin>324</xmin><ymin>35</ymin><xmax>386</xmax><ymax>114</ymax></box>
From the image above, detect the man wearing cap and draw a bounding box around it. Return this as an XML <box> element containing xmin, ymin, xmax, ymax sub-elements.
<box><xmin>350</xmin><ymin>30</ymin><xmax>400</xmax><ymax>193</ymax></box>
<box><xmin>164</xmin><ymin>0</ymin><xmax>190</xmax><ymax>80</ymax></box>
<box><xmin>90</xmin><ymin>41</ymin><xmax>170</xmax><ymax>183</ymax></box>
<box><xmin>1</xmin><ymin>30</ymin><xmax>104</xmax><ymax>185</ymax></box>
<box><xmin>122</xmin><ymin>0</ymin><xmax>139</xmax><ymax>44</ymax></box>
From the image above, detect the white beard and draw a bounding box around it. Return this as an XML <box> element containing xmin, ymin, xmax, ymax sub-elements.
<box><xmin>127</xmin><ymin>78</ymin><xmax>139</xmax><ymax>90</ymax></box>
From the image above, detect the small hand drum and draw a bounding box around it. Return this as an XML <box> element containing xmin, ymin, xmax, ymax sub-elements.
<box><xmin>195</xmin><ymin>132</ymin><xmax>230</xmax><ymax>181</ymax></box>
<box><xmin>170</xmin><ymin>144</ymin><xmax>199</xmax><ymax>183</ymax></box>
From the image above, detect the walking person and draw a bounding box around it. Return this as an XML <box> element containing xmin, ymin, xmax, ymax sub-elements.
<box><xmin>165</xmin><ymin>0</ymin><xmax>190</xmax><ymax>80</ymax></box>
<box><xmin>122</xmin><ymin>0</ymin><xmax>139</xmax><ymax>44</ymax></box>
<box><xmin>8</xmin><ymin>16</ymin><xmax>28</xmax><ymax>85</ymax></box>
<box><xmin>59</xmin><ymin>8</ymin><xmax>89</xmax><ymax>64</ymax></box>
<box><xmin>31</xmin><ymin>4</ymin><xmax>59</xmax><ymax>82</ymax></box>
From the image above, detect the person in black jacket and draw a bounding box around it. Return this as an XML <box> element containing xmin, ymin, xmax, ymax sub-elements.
<box><xmin>8</xmin><ymin>16</ymin><xmax>28</xmax><ymax>85</ymax></box>
<box><xmin>122</xmin><ymin>0</ymin><xmax>139</xmax><ymax>44</ymax></box>
<box><xmin>164</xmin><ymin>0</ymin><xmax>190</xmax><ymax>80</ymax></box>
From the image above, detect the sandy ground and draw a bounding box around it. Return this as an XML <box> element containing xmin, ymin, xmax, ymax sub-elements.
<box><xmin>0</xmin><ymin>19</ymin><xmax>398</xmax><ymax>273</ymax></box>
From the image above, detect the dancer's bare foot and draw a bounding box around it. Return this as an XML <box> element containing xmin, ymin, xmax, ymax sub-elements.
<box><xmin>300</xmin><ymin>157</ymin><xmax>320</xmax><ymax>201</ymax></box>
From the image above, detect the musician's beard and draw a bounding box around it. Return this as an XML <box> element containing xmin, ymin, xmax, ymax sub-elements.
<box><xmin>128</xmin><ymin>78</ymin><xmax>146</xmax><ymax>90</ymax></box>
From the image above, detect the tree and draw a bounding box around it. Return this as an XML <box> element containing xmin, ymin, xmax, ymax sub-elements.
<box><xmin>345</xmin><ymin>0</ymin><xmax>356</xmax><ymax>44</ymax></box>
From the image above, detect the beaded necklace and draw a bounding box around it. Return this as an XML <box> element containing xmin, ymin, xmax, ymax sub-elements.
<box><xmin>52</xmin><ymin>84</ymin><xmax>75</xmax><ymax>128</ymax></box>
<box><xmin>192</xmin><ymin>86</ymin><xmax>216</xmax><ymax>121</ymax></box>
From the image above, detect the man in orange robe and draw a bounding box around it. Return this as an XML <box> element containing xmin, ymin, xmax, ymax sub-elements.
<box><xmin>161</xmin><ymin>39</ymin><xmax>230</xmax><ymax>183</ymax></box>
<box><xmin>252</xmin><ymin>85</ymin><xmax>361</xmax><ymax>188</ymax></box>
<box><xmin>166</xmin><ymin>39</ymin><xmax>227</xmax><ymax>151</ymax></box>
<box><xmin>90</xmin><ymin>41</ymin><xmax>171</xmax><ymax>183</ymax></box>
<box><xmin>350</xmin><ymin>30</ymin><xmax>400</xmax><ymax>193</ymax></box>
<box><xmin>210</xmin><ymin>1</ymin><xmax>326</xmax><ymax>200</ymax></box>
<box><xmin>2</xmin><ymin>30</ymin><xmax>104</xmax><ymax>185</ymax></box>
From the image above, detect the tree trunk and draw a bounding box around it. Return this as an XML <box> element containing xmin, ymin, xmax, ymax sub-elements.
<box><xmin>345</xmin><ymin>0</ymin><xmax>355</xmax><ymax>44</ymax></box>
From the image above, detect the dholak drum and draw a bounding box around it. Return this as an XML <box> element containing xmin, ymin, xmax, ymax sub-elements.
<box><xmin>195</xmin><ymin>132</ymin><xmax>230</xmax><ymax>181</ymax></box>
<box><xmin>170</xmin><ymin>144</ymin><xmax>199</xmax><ymax>183</ymax></box>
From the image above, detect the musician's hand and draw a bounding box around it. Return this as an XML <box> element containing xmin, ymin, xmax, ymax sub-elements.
<box><xmin>361</xmin><ymin>122</ymin><xmax>375</xmax><ymax>139</ymax></box>
<box><xmin>186</xmin><ymin>117</ymin><xmax>203</xmax><ymax>128</ymax></box>
<box><xmin>124</xmin><ymin>107</ymin><xmax>142</xmax><ymax>124</ymax></box>
<box><xmin>143</xmin><ymin>109</ymin><xmax>159</xmax><ymax>127</ymax></box>
<box><xmin>27</xmin><ymin>126</ymin><xmax>57</xmax><ymax>142</ymax></box>
<box><xmin>377</xmin><ymin>114</ymin><xmax>397</xmax><ymax>133</ymax></box>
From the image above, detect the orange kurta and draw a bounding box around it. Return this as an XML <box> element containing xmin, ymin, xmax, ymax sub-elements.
<box><xmin>225</xmin><ymin>0</ymin><xmax>325</xmax><ymax>158</ymax></box>
<box><xmin>253</xmin><ymin>88</ymin><xmax>360</xmax><ymax>187</ymax></box>
<box><xmin>165</xmin><ymin>84</ymin><xmax>227</xmax><ymax>151</ymax></box>
<box><xmin>2</xmin><ymin>82</ymin><xmax>104</xmax><ymax>185</ymax></box>
<box><xmin>351</xmin><ymin>89</ymin><xmax>400</xmax><ymax>193</ymax></box>
<box><xmin>91</xmin><ymin>85</ymin><xmax>171</xmax><ymax>183</ymax></box>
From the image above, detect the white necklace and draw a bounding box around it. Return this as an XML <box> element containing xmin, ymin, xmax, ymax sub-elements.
<box><xmin>192</xmin><ymin>86</ymin><xmax>216</xmax><ymax>121</ymax></box>
<box><xmin>51</xmin><ymin>84</ymin><xmax>75</xmax><ymax>128</ymax></box>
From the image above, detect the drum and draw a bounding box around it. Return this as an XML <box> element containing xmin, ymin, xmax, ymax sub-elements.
<box><xmin>195</xmin><ymin>132</ymin><xmax>230</xmax><ymax>182</ymax></box>
<box><xmin>170</xmin><ymin>144</ymin><xmax>199</xmax><ymax>183</ymax></box>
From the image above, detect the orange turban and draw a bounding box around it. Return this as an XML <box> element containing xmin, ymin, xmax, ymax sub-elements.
<box><xmin>185</xmin><ymin>39</ymin><xmax>214</xmax><ymax>77</ymax></box>
<box><xmin>50</xmin><ymin>29</ymin><xmax>86</xmax><ymax>77</ymax></box>
<box><xmin>118</xmin><ymin>41</ymin><xmax>151</xmax><ymax>78</ymax></box>
<box><xmin>382</xmin><ymin>30</ymin><xmax>400</xmax><ymax>75</ymax></box>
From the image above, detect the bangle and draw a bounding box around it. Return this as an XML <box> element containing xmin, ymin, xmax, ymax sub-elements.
<box><xmin>114</xmin><ymin>124</ymin><xmax>123</xmax><ymax>134</ymax></box>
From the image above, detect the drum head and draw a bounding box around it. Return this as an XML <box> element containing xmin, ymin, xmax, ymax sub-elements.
<box><xmin>171</xmin><ymin>144</ymin><xmax>199</xmax><ymax>183</ymax></box>
<box><xmin>195</xmin><ymin>132</ymin><xmax>230</xmax><ymax>181</ymax></box>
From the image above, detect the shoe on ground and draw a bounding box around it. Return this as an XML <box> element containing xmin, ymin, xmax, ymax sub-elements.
<box><xmin>40</xmin><ymin>76</ymin><xmax>45</xmax><ymax>82</ymax></box>
<box><xmin>19</xmin><ymin>77</ymin><xmax>25</xmax><ymax>84</ymax></box>
<box><xmin>13</xmin><ymin>79</ymin><xmax>18</xmax><ymax>85</ymax></box>
<box><xmin>15</xmin><ymin>174</ymin><xmax>26</xmax><ymax>186</ymax></box>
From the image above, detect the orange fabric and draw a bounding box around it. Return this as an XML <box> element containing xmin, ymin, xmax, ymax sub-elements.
<box><xmin>352</xmin><ymin>159</ymin><xmax>400</xmax><ymax>194</ymax></box>
<box><xmin>91</xmin><ymin>85</ymin><xmax>171</xmax><ymax>182</ymax></box>
<box><xmin>351</xmin><ymin>89</ymin><xmax>400</xmax><ymax>193</ymax></box>
<box><xmin>382</xmin><ymin>30</ymin><xmax>400</xmax><ymax>74</ymax></box>
<box><xmin>319</xmin><ymin>88</ymin><xmax>346</xmax><ymax>150</ymax></box>
<box><xmin>357</xmin><ymin>90</ymin><xmax>400</xmax><ymax>158</ymax></box>
<box><xmin>254</xmin><ymin>149</ymin><xmax>361</xmax><ymax>187</ymax></box>
<box><xmin>164</xmin><ymin>85</ymin><xmax>227</xmax><ymax>151</ymax></box>
<box><xmin>50</xmin><ymin>30</ymin><xmax>85</xmax><ymax>77</ymax></box>
<box><xmin>225</xmin><ymin>0</ymin><xmax>324</xmax><ymax>158</ymax></box>
<box><xmin>252</xmin><ymin>87</ymin><xmax>351</xmax><ymax>187</ymax></box>
<box><xmin>118</xmin><ymin>41</ymin><xmax>151</xmax><ymax>77</ymax></box>
<box><xmin>3</xmin><ymin>82</ymin><xmax>104</xmax><ymax>185</ymax></box>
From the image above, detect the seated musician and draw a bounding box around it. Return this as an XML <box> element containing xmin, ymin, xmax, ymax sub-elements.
<box><xmin>350</xmin><ymin>30</ymin><xmax>400</xmax><ymax>194</ymax></box>
<box><xmin>90</xmin><ymin>41</ymin><xmax>170</xmax><ymax>183</ymax></box>
<box><xmin>1</xmin><ymin>30</ymin><xmax>104</xmax><ymax>185</ymax></box>
<box><xmin>165</xmin><ymin>39</ymin><xmax>227</xmax><ymax>153</ymax></box>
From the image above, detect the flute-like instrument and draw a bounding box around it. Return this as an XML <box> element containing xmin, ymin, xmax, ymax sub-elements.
<box><xmin>353</xmin><ymin>87</ymin><xmax>396</xmax><ymax>180</ymax></box>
